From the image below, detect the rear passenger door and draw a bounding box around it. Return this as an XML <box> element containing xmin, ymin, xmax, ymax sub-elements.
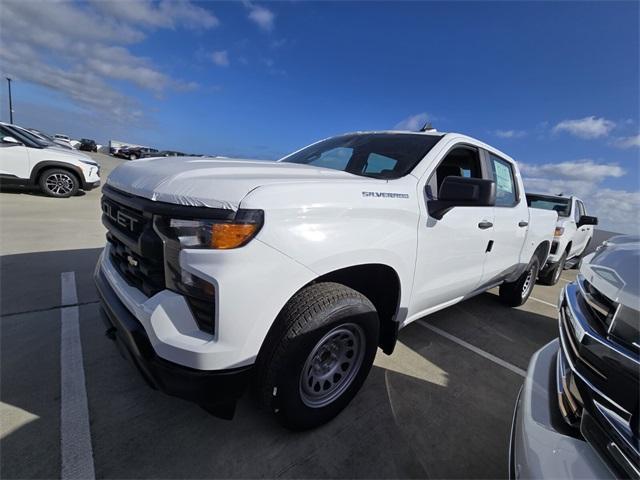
<box><xmin>480</xmin><ymin>151</ymin><xmax>530</xmax><ymax>285</ymax></box>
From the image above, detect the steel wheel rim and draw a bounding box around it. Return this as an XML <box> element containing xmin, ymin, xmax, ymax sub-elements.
<box><xmin>45</xmin><ymin>173</ymin><xmax>73</xmax><ymax>195</ymax></box>
<box><xmin>521</xmin><ymin>269</ymin><xmax>534</xmax><ymax>297</ymax></box>
<box><xmin>299</xmin><ymin>322</ymin><xmax>365</xmax><ymax>408</ymax></box>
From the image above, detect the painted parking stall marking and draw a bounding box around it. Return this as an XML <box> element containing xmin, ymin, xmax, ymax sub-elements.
<box><xmin>418</xmin><ymin>321</ymin><xmax>526</xmax><ymax>377</ymax></box>
<box><xmin>60</xmin><ymin>271</ymin><xmax>96</xmax><ymax>480</ymax></box>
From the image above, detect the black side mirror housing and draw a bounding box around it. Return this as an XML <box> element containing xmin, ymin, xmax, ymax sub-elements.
<box><xmin>578</xmin><ymin>215</ymin><xmax>598</xmax><ymax>227</ymax></box>
<box><xmin>427</xmin><ymin>176</ymin><xmax>496</xmax><ymax>220</ymax></box>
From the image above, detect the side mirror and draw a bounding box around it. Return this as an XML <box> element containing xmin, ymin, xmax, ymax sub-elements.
<box><xmin>578</xmin><ymin>215</ymin><xmax>598</xmax><ymax>227</ymax></box>
<box><xmin>427</xmin><ymin>177</ymin><xmax>496</xmax><ymax>220</ymax></box>
<box><xmin>2</xmin><ymin>136</ymin><xmax>21</xmax><ymax>145</ymax></box>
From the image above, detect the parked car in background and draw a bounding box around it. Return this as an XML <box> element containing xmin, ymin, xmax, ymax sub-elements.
<box><xmin>510</xmin><ymin>235</ymin><xmax>639</xmax><ymax>479</ymax></box>
<box><xmin>25</xmin><ymin>128</ymin><xmax>73</xmax><ymax>150</ymax></box>
<box><xmin>95</xmin><ymin>130</ymin><xmax>557</xmax><ymax>429</ymax></box>
<box><xmin>53</xmin><ymin>134</ymin><xmax>74</xmax><ymax>150</ymax></box>
<box><xmin>79</xmin><ymin>138</ymin><xmax>97</xmax><ymax>152</ymax></box>
<box><xmin>116</xmin><ymin>146</ymin><xmax>158</xmax><ymax>160</ymax></box>
<box><xmin>141</xmin><ymin>150</ymin><xmax>186</xmax><ymax>158</ymax></box>
<box><xmin>0</xmin><ymin>122</ymin><xmax>100</xmax><ymax>197</ymax></box>
<box><xmin>526</xmin><ymin>193</ymin><xmax>597</xmax><ymax>285</ymax></box>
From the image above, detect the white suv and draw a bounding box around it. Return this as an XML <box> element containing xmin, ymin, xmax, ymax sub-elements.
<box><xmin>0</xmin><ymin>123</ymin><xmax>101</xmax><ymax>197</ymax></box>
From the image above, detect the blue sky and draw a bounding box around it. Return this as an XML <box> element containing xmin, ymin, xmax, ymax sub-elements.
<box><xmin>0</xmin><ymin>1</ymin><xmax>638</xmax><ymax>232</ymax></box>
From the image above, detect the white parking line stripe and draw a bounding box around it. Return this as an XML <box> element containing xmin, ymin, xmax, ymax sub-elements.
<box><xmin>417</xmin><ymin>321</ymin><xmax>526</xmax><ymax>377</ymax></box>
<box><xmin>60</xmin><ymin>272</ymin><xmax>95</xmax><ymax>480</ymax></box>
<box><xmin>529</xmin><ymin>296</ymin><xmax>557</xmax><ymax>308</ymax></box>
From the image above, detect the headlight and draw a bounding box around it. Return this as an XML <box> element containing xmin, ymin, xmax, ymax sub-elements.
<box><xmin>152</xmin><ymin>210</ymin><xmax>264</xmax><ymax>335</ymax></box>
<box><xmin>554</xmin><ymin>227</ymin><xmax>565</xmax><ymax>237</ymax></box>
<box><xmin>156</xmin><ymin>209</ymin><xmax>264</xmax><ymax>249</ymax></box>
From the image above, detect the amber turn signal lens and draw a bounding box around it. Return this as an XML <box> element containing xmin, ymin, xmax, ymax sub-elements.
<box><xmin>210</xmin><ymin>223</ymin><xmax>259</xmax><ymax>249</ymax></box>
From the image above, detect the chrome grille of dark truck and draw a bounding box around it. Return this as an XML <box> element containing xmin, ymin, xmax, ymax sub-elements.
<box><xmin>558</xmin><ymin>281</ymin><xmax>639</xmax><ymax>478</ymax></box>
<box><xmin>101</xmin><ymin>188</ymin><xmax>165</xmax><ymax>297</ymax></box>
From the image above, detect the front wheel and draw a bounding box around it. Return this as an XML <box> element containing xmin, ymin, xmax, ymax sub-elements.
<box><xmin>39</xmin><ymin>169</ymin><xmax>79</xmax><ymax>198</ymax></box>
<box><xmin>255</xmin><ymin>282</ymin><xmax>379</xmax><ymax>430</ymax></box>
<box><xmin>129</xmin><ymin>154</ymin><xmax>137</xmax><ymax>160</ymax></box>
<box><xmin>499</xmin><ymin>256</ymin><xmax>540</xmax><ymax>307</ymax></box>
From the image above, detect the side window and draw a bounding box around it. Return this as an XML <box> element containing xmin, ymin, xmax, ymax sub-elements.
<box><xmin>427</xmin><ymin>146</ymin><xmax>483</xmax><ymax>199</ymax></box>
<box><xmin>488</xmin><ymin>154</ymin><xmax>517</xmax><ymax>207</ymax></box>
<box><xmin>364</xmin><ymin>153</ymin><xmax>397</xmax><ymax>175</ymax></box>
<box><xmin>306</xmin><ymin>147</ymin><xmax>353</xmax><ymax>170</ymax></box>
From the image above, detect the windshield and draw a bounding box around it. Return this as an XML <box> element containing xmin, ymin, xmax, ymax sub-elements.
<box><xmin>526</xmin><ymin>194</ymin><xmax>571</xmax><ymax>217</ymax></box>
<box><xmin>4</xmin><ymin>125</ymin><xmax>51</xmax><ymax>148</ymax></box>
<box><xmin>280</xmin><ymin>133</ymin><xmax>443</xmax><ymax>179</ymax></box>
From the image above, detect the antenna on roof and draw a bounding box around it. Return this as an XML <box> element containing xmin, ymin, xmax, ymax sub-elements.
<box><xmin>419</xmin><ymin>122</ymin><xmax>436</xmax><ymax>132</ymax></box>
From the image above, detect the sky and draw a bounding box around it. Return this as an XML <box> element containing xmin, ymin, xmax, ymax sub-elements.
<box><xmin>0</xmin><ymin>0</ymin><xmax>638</xmax><ymax>233</ymax></box>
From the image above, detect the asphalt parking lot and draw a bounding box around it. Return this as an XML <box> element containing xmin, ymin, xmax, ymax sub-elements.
<box><xmin>1</xmin><ymin>154</ymin><xmax>586</xmax><ymax>479</ymax></box>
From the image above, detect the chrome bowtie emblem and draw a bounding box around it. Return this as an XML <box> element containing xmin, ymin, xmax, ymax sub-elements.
<box><xmin>127</xmin><ymin>255</ymin><xmax>138</xmax><ymax>267</ymax></box>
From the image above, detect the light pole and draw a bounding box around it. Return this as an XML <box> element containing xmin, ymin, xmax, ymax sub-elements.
<box><xmin>6</xmin><ymin>77</ymin><xmax>13</xmax><ymax>124</ymax></box>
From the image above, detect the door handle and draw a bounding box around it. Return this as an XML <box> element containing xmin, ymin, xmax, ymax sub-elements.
<box><xmin>478</xmin><ymin>221</ymin><xmax>493</xmax><ymax>229</ymax></box>
<box><xmin>518</xmin><ymin>221</ymin><xmax>528</xmax><ymax>227</ymax></box>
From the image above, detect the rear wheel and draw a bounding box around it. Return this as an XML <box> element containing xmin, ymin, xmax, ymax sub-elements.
<box><xmin>499</xmin><ymin>257</ymin><xmax>540</xmax><ymax>307</ymax></box>
<box><xmin>129</xmin><ymin>154</ymin><xmax>137</xmax><ymax>160</ymax></box>
<box><xmin>538</xmin><ymin>251</ymin><xmax>566</xmax><ymax>286</ymax></box>
<box><xmin>255</xmin><ymin>282</ymin><xmax>379</xmax><ymax>430</ymax></box>
<box><xmin>39</xmin><ymin>169</ymin><xmax>79</xmax><ymax>198</ymax></box>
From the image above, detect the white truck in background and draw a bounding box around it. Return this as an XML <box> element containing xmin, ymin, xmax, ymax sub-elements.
<box><xmin>526</xmin><ymin>193</ymin><xmax>597</xmax><ymax>285</ymax></box>
<box><xmin>94</xmin><ymin>130</ymin><xmax>557</xmax><ymax>429</ymax></box>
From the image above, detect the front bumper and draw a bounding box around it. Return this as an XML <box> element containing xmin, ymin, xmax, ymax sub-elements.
<box><xmin>82</xmin><ymin>179</ymin><xmax>101</xmax><ymax>191</ymax></box>
<box><xmin>510</xmin><ymin>340</ymin><xmax>613</xmax><ymax>479</ymax></box>
<box><xmin>94</xmin><ymin>264</ymin><xmax>252</xmax><ymax>417</ymax></box>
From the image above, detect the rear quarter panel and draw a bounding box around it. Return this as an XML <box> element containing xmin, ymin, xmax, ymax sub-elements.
<box><xmin>523</xmin><ymin>208</ymin><xmax>558</xmax><ymax>264</ymax></box>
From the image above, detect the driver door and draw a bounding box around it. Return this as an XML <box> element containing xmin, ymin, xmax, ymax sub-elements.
<box><xmin>408</xmin><ymin>144</ymin><xmax>494</xmax><ymax>320</ymax></box>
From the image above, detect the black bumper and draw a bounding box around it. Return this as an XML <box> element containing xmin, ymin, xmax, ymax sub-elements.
<box><xmin>94</xmin><ymin>264</ymin><xmax>253</xmax><ymax>418</ymax></box>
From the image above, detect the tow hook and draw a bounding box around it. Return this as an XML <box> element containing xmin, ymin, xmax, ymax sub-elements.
<box><xmin>105</xmin><ymin>326</ymin><xmax>117</xmax><ymax>341</ymax></box>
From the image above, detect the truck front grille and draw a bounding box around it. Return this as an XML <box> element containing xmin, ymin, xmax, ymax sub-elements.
<box><xmin>101</xmin><ymin>187</ymin><xmax>165</xmax><ymax>297</ymax></box>
<box><xmin>107</xmin><ymin>233</ymin><xmax>164</xmax><ymax>297</ymax></box>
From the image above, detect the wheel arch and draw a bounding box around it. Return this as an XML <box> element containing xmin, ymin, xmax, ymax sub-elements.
<box><xmin>30</xmin><ymin>161</ymin><xmax>83</xmax><ymax>186</ymax></box>
<box><xmin>258</xmin><ymin>263</ymin><xmax>402</xmax><ymax>361</ymax></box>
<box><xmin>312</xmin><ymin>263</ymin><xmax>402</xmax><ymax>355</ymax></box>
<box><xmin>533</xmin><ymin>240</ymin><xmax>551</xmax><ymax>267</ymax></box>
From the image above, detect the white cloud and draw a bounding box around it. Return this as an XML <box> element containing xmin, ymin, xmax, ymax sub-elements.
<box><xmin>394</xmin><ymin>113</ymin><xmax>430</xmax><ymax>131</ymax></box>
<box><xmin>244</xmin><ymin>1</ymin><xmax>275</xmax><ymax>31</ymax></box>
<box><xmin>611</xmin><ymin>134</ymin><xmax>640</xmax><ymax>149</ymax></box>
<box><xmin>519</xmin><ymin>159</ymin><xmax>625</xmax><ymax>182</ymax></box>
<box><xmin>0</xmin><ymin>0</ymin><xmax>215</xmax><ymax>122</ymax></box>
<box><xmin>493</xmin><ymin>129</ymin><xmax>526</xmax><ymax>139</ymax></box>
<box><xmin>553</xmin><ymin>116</ymin><xmax>616</xmax><ymax>139</ymax></box>
<box><xmin>210</xmin><ymin>50</ymin><xmax>230</xmax><ymax>67</ymax></box>
<box><xmin>91</xmin><ymin>0</ymin><xmax>219</xmax><ymax>29</ymax></box>
<box><xmin>520</xmin><ymin>159</ymin><xmax>638</xmax><ymax>234</ymax></box>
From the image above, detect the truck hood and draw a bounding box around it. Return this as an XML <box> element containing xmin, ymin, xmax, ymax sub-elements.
<box><xmin>106</xmin><ymin>156</ymin><xmax>368</xmax><ymax>210</ymax></box>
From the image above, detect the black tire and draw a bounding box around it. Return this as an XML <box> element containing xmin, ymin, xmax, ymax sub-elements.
<box><xmin>499</xmin><ymin>256</ymin><xmax>540</xmax><ymax>307</ymax></box>
<box><xmin>255</xmin><ymin>282</ymin><xmax>379</xmax><ymax>430</ymax></box>
<box><xmin>129</xmin><ymin>154</ymin><xmax>137</xmax><ymax>160</ymax></box>
<box><xmin>538</xmin><ymin>251</ymin><xmax>567</xmax><ymax>286</ymax></box>
<box><xmin>39</xmin><ymin>168</ymin><xmax>79</xmax><ymax>198</ymax></box>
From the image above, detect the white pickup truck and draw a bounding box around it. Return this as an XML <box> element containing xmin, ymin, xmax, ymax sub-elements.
<box><xmin>94</xmin><ymin>130</ymin><xmax>557</xmax><ymax>429</ymax></box>
<box><xmin>526</xmin><ymin>193</ymin><xmax>598</xmax><ymax>285</ymax></box>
